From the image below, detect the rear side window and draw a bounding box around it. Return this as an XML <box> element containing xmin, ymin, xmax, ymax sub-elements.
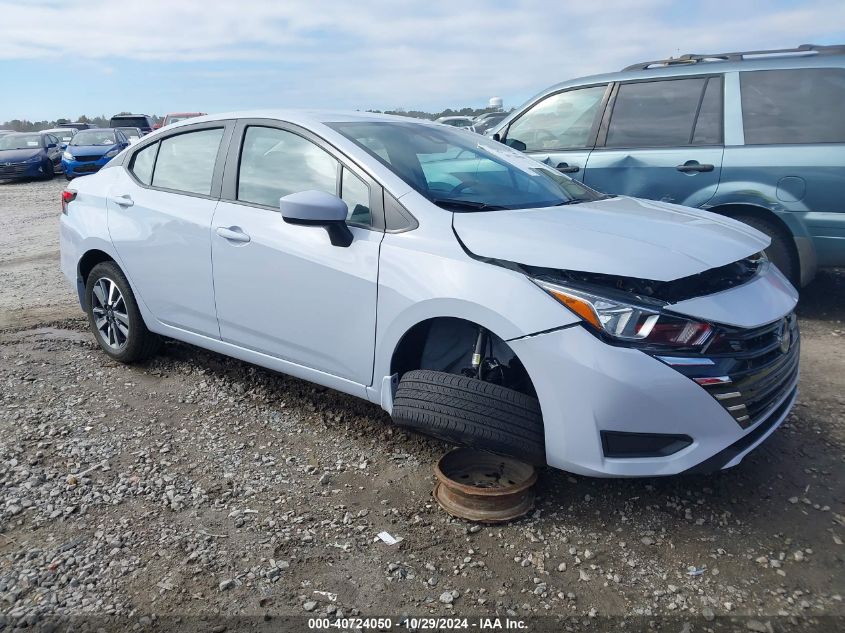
<box><xmin>130</xmin><ymin>142</ymin><xmax>158</xmax><ymax>185</ymax></box>
<box><xmin>606</xmin><ymin>77</ymin><xmax>722</xmax><ymax>147</ymax></box>
<box><xmin>741</xmin><ymin>68</ymin><xmax>845</xmax><ymax>144</ymax></box>
<box><xmin>506</xmin><ymin>85</ymin><xmax>607</xmax><ymax>151</ymax></box>
<box><xmin>151</xmin><ymin>128</ymin><xmax>224</xmax><ymax>195</ymax></box>
<box><xmin>237</xmin><ymin>126</ymin><xmax>338</xmax><ymax>207</ymax></box>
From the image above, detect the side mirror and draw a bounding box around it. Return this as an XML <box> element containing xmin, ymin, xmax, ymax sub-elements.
<box><xmin>280</xmin><ymin>190</ymin><xmax>353</xmax><ymax>247</ymax></box>
<box><xmin>505</xmin><ymin>138</ymin><xmax>527</xmax><ymax>152</ymax></box>
<box><xmin>47</xmin><ymin>143</ymin><xmax>57</xmax><ymax>149</ymax></box>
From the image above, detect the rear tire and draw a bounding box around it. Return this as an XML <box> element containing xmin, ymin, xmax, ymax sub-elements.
<box><xmin>732</xmin><ymin>213</ymin><xmax>800</xmax><ymax>287</ymax></box>
<box><xmin>85</xmin><ymin>261</ymin><xmax>160</xmax><ymax>363</ymax></box>
<box><xmin>392</xmin><ymin>369</ymin><xmax>546</xmax><ymax>464</ymax></box>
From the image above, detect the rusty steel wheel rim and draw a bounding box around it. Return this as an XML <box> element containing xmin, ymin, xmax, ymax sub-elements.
<box><xmin>433</xmin><ymin>448</ymin><xmax>537</xmax><ymax>523</ymax></box>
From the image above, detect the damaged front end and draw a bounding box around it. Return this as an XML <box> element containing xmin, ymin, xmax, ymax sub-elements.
<box><xmin>518</xmin><ymin>253</ymin><xmax>800</xmax><ymax>440</ymax></box>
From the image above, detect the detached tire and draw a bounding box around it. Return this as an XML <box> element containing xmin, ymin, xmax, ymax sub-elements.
<box><xmin>392</xmin><ymin>370</ymin><xmax>546</xmax><ymax>465</ymax></box>
<box><xmin>732</xmin><ymin>213</ymin><xmax>800</xmax><ymax>287</ymax></box>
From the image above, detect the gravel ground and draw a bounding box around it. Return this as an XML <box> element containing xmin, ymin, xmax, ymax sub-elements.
<box><xmin>0</xmin><ymin>177</ymin><xmax>843</xmax><ymax>631</ymax></box>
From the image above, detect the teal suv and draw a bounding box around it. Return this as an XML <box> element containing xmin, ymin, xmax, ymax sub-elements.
<box><xmin>491</xmin><ymin>44</ymin><xmax>845</xmax><ymax>286</ymax></box>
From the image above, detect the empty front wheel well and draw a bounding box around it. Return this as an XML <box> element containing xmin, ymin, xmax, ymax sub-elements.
<box><xmin>390</xmin><ymin>317</ymin><xmax>537</xmax><ymax>398</ymax></box>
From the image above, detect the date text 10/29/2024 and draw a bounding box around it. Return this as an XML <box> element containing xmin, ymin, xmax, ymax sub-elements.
<box><xmin>308</xmin><ymin>617</ymin><xmax>528</xmax><ymax>630</ymax></box>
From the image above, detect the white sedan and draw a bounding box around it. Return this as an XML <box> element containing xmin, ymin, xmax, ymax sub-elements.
<box><xmin>59</xmin><ymin>110</ymin><xmax>799</xmax><ymax>477</ymax></box>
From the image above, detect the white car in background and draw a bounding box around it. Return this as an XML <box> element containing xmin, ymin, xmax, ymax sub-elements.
<box><xmin>59</xmin><ymin>111</ymin><xmax>799</xmax><ymax>477</ymax></box>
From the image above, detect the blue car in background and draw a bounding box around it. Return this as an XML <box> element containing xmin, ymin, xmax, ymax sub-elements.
<box><xmin>63</xmin><ymin>128</ymin><xmax>129</xmax><ymax>180</ymax></box>
<box><xmin>0</xmin><ymin>132</ymin><xmax>64</xmax><ymax>181</ymax></box>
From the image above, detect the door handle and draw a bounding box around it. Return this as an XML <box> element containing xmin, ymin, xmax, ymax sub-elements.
<box><xmin>676</xmin><ymin>161</ymin><xmax>714</xmax><ymax>173</ymax></box>
<box><xmin>109</xmin><ymin>194</ymin><xmax>134</xmax><ymax>207</ymax></box>
<box><xmin>216</xmin><ymin>226</ymin><xmax>251</xmax><ymax>243</ymax></box>
<box><xmin>556</xmin><ymin>162</ymin><xmax>580</xmax><ymax>174</ymax></box>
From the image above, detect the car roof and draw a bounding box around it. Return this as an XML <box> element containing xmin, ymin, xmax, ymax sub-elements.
<box><xmin>111</xmin><ymin>114</ymin><xmax>152</xmax><ymax>118</ymax></box>
<box><xmin>162</xmin><ymin>109</ymin><xmax>441</xmax><ymax>129</ymax></box>
<box><xmin>494</xmin><ymin>47</ymin><xmax>845</xmax><ymax>132</ymax></box>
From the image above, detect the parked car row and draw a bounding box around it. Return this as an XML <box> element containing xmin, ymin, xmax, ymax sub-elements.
<box><xmin>434</xmin><ymin>111</ymin><xmax>510</xmax><ymax>135</ymax></box>
<box><xmin>0</xmin><ymin>112</ymin><xmax>205</xmax><ymax>183</ymax></box>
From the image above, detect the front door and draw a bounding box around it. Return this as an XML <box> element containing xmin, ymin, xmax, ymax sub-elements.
<box><xmin>500</xmin><ymin>84</ymin><xmax>610</xmax><ymax>182</ymax></box>
<box><xmin>584</xmin><ymin>76</ymin><xmax>724</xmax><ymax>208</ymax></box>
<box><xmin>211</xmin><ymin>123</ymin><xmax>382</xmax><ymax>385</ymax></box>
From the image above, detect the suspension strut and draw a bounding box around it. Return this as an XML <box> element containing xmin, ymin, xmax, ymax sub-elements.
<box><xmin>471</xmin><ymin>326</ymin><xmax>489</xmax><ymax>379</ymax></box>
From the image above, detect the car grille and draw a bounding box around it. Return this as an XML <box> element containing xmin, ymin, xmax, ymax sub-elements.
<box><xmin>658</xmin><ymin>313</ymin><xmax>799</xmax><ymax>429</ymax></box>
<box><xmin>0</xmin><ymin>163</ymin><xmax>29</xmax><ymax>177</ymax></box>
<box><xmin>73</xmin><ymin>163</ymin><xmax>100</xmax><ymax>173</ymax></box>
<box><xmin>701</xmin><ymin>314</ymin><xmax>799</xmax><ymax>428</ymax></box>
<box><xmin>72</xmin><ymin>155</ymin><xmax>101</xmax><ymax>163</ymax></box>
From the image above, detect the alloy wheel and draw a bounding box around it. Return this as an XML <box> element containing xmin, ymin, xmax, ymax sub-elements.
<box><xmin>91</xmin><ymin>277</ymin><xmax>130</xmax><ymax>350</ymax></box>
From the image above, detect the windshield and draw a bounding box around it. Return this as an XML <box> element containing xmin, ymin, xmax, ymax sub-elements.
<box><xmin>0</xmin><ymin>134</ymin><xmax>42</xmax><ymax>150</ymax></box>
<box><xmin>328</xmin><ymin>121</ymin><xmax>602</xmax><ymax>211</ymax></box>
<box><xmin>71</xmin><ymin>130</ymin><xmax>117</xmax><ymax>146</ymax></box>
<box><xmin>51</xmin><ymin>130</ymin><xmax>75</xmax><ymax>142</ymax></box>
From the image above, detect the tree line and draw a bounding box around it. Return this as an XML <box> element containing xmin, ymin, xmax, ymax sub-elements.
<box><xmin>0</xmin><ymin>113</ymin><xmax>161</xmax><ymax>132</ymax></box>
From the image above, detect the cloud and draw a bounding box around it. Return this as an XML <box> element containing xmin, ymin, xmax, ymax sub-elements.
<box><xmin>1</xmin><ymin>0</ymin><xmax>844</xmax><ymax>114</ymax></box>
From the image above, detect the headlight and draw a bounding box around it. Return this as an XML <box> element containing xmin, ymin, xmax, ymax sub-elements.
<box><xmin>532</xmin><ymin>278</ymin><xmax>713</xmax><ymax>350</ymax></box>
<box><xmin>104</xmin><ymin>149</ymin><xmax>120</xmax><ymax>158</ymax></box>
<box><xmin>63</xmin><ymin>151</ymin><xmax>73</xmax><ymax>161</ymax></box>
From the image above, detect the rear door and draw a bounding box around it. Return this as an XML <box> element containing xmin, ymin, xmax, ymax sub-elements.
<box><xmin>211</xmin><ymin>120</ymin><xmax>383</xmax><ymax>385</ymax></box>
<box><xmin>584</xmin><ymin>75</ymin><xmax>724</xmax><ymax>207</ymax></box>
<box><xmin>107</xmin><ymin>122</ymin><xmax>233</xmax><ymax>337</ymax></box>
<box><xmin>499</xmin><ymin>84</ymin><xmax>610</xmax><ymax>182</ymax></box>
<box><xmin>732</xmin><ymin>67</ymin><xmax>845</xmax><ymax>267</ymax></box>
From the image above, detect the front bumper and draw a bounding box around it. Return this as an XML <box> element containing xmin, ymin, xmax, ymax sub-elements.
<box><xmin>0</xmin><ymin>160</ymin><xmax>45</xmax><ymax>179</ymax></box>
<box><xmin>63</xmin><ymin>156</ymin><xmax>110</xmax><ymax>177</ymax></box>
<box><xmin>509</xmin><ymin>322</ymin><xmax>798</xmax><ymax>477</ymax></box>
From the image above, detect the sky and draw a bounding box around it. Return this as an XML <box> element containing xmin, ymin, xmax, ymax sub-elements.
<box><xmin>1</xmin><ymin>0</ymin><xmax>844</xmax><ymax>122</ymax></box>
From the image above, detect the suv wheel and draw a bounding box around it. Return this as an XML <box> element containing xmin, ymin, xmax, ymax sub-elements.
<box><xmin>732</xmin><ymin>213</ymin><xmax>800</xmax><ymax>287</ymax></box>
<box><xmin>392</xmin><ymin>369</ymin><xmax>546</xmax><ymax>464</ymax></box>
<box><xmin>85</xmin><ymin>261</ymin><xmax>160</xmax><ymax>363</ymax></box>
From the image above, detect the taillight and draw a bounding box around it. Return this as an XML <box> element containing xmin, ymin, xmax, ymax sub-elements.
<box><xmin>61</xmin><ymin>190</ymin><xmax>77</xmax><ymax>214</ymax></box>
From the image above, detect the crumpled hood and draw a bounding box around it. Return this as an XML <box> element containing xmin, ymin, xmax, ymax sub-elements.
<box><xmin>0</xmin><ymin>148</ymin><xmax>42</xmax><ymax>163</ymax></box>
<box><xmin>452</xmin><ymin>196</ymin><xmax>770</xmax><ymax>282</ymax></box>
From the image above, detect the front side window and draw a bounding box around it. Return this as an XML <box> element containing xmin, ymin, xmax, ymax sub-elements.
<box><xmin>741</xmin><ymin>68</ymin><xmax>845</xmax><ymax>144</ymax></box>
<box><xmin>237</xmin><ymin>126</ymin><xmax>338</xmax><ymax>207</ymax></box>
<box><xmin>506</xmin><ymin>85</ymin><xmax>607</xmax><ymax>151</ymax></box>
<box><xmin>130</xmin><ymin>142</ymin><xmax>158</xmax><ymax>185</ymax></box>
<box><xmin>151</xmin><ymin>128</ymin><xmax>223</xmax><ymax>195</ymax></box>
<box><xmin>329</xmin><ymin>121</ymin><xmax>603</xmax><ymax>211</ymax></box>
<box><xmin>606</xmin><ymin>77</ymin><xmax>718</xmax><ymax>148</ymax></box>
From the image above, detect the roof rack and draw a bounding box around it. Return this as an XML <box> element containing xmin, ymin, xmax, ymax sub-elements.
<box><xmin>623</xmin><ymin>44</ymin><xmax>845</xmax><ymax>71</ymax></box>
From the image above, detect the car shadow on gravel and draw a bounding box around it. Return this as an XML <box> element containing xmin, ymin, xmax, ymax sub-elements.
<box><xmin>797</xmin><ymin>267</ymin><xmax>845</xmax><ymax>323</ymax></box>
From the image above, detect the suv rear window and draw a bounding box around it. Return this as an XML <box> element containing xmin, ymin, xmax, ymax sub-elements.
<box><xmin>111</xmin><ymin>116</ymin><xmax>150</xmax><ymax>129</ymax></box>
<box><xmin>740</xmin><ymin>68</ymin><xmax>845</xmax><ymax>144</ymax></box>
<box><xmin>606</xmin><ymin>77</ymin><xmax>722</xmax><ymax>148</ymax></box>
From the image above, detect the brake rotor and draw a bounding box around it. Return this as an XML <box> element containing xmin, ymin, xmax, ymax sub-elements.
<box><xmin>433</xmin><ymin>448</ymin><xmax>537</xmax><ymax>523</ymax></box>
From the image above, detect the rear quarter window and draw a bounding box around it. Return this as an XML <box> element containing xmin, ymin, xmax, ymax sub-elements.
<box><xmin>741</xmin><ymin>68</ymin><xmax>845</xmax><ymax>144</ymax></box>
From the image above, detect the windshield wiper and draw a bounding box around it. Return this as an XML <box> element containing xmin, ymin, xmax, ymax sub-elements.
<box><xmin>430</xmin><ymin>198</ymin><xmax>505</xmax><ymax>211</ymax></box>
